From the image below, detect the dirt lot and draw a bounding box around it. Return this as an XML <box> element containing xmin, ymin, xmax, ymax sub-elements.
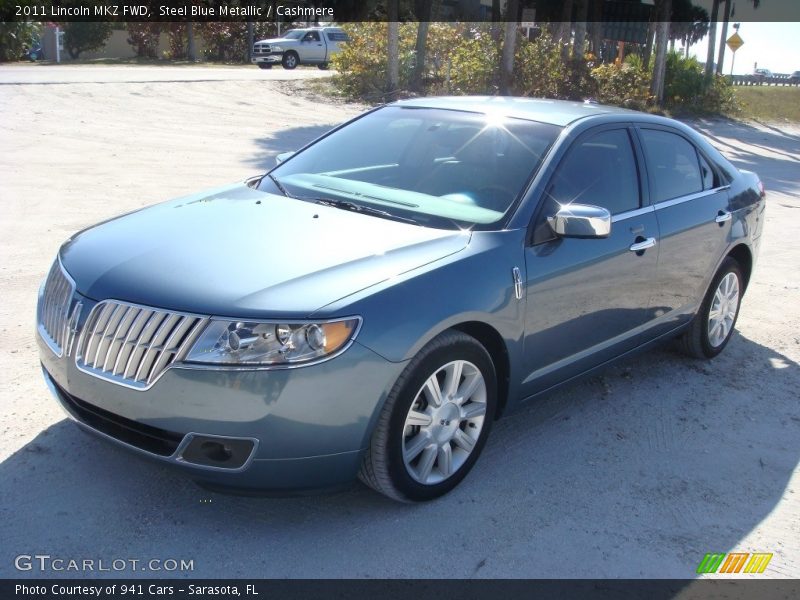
<box><xmin>0</xmin><ymin>65</ymin><xmax>798</xmax><ymax>580</ymax></box>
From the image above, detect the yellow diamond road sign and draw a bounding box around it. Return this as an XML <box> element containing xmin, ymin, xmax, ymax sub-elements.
<box><xmin>727</xmin><ymin>32</ymin><xmax>744</xmax><ymax>52</ymax></box>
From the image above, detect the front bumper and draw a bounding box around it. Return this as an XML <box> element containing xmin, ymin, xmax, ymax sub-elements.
<box><xmin>38</xmin><ymin>293</ymin><xmax>406</xmax><ymax>492</ymax></box>
<box><xmin>251</xmin><ymin>54</ymin><xmax>283</xmax><ymax>65</ymax></box>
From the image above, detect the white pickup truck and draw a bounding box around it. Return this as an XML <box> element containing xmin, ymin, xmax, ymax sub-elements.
<box><xmin>251</xmin><ymin>27</ymin><xmax>349</xmax><ymax>70</ymax></box>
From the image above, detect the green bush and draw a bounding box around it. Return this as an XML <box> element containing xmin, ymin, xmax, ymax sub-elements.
<box><xmin>0</xmin><ymin>21</ymin><xmax>41</xmax><ymax>62</ymax></box>
<box><xmin>447</xmin><ymin>26</ymin><xmax>500</xmax><ymax>95</ymax></box>
<box><xmin>63</xmin><ymin>22</ymin><xmax>112</xmax><ymax>59</ymax></box>
<box><xmin>592</xmin><ymin>61</ymin><xmax>652</xmax><ymax>110</ymax></box>
<box><xmin>331</xmin><ymin>23</ymin><xmax>418</xmax><ymax>101</ymax></box>
<box><xmin>126</xmin><ymin>23</ymin><xmax>161</xmax><ymax>58</ymax></box>
<box><xmin>663</xmin><ymin>51</ymin><xmax>738</xmax><ymax>114</ymax></box>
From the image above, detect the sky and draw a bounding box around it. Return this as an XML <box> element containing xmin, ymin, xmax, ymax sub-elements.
<box><xmin>682</xmin><ymin>21</ymin><xmax>800</xmax><ymax>75</ymax></box>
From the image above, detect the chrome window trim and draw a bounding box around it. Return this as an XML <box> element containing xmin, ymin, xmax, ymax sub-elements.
<box><xmin>653</xmin><ymin>186</ymin><xmax>730</xmax><ymax>211</ymax></box>
<box><xmin>611</xmin><ymin>205</ymin><xmax>655</xmax><ymax>223</ymax></box>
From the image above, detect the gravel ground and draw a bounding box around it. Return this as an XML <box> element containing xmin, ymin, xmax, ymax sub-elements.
<box><xmin>0</xmin><ymin>65</ymin><xmax>798</xmax><ymax>580</ymax></box>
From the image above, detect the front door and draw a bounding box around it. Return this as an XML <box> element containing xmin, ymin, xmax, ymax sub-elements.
<box><xmin>521</xmin><ymin>127</ymin><xmax>659</xmax><ymax>397</ymax></box>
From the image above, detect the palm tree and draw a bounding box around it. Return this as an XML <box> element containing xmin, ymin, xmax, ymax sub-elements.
<box><xmin>650</xmin><ymin>0</ymin><xmax>672</xmax><ymax>105</ymax></box>
<box><xmin>499</xmin><ymin>0</ymin><xmax>519</xmax><ymax>95</ymax></box>
<box><xmin>704</xmin><ymin>0</ymin><xmax>719</xmax><ymax>78</ymax></box>
<box><xmin>713</xmin><ymin>0</ymin><xmax>761</xmax><ymax>76</ymax></box>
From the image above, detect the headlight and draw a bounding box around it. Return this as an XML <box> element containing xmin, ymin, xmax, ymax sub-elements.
<box><xmin>184</xmin><ymin>318</ymin><xmax>361</xmax><ymax>367</ymax></box>
<box><xmin>271</xmin><ymin>45</ymin><xmax>283</xmax><ymax>52</ymax></box>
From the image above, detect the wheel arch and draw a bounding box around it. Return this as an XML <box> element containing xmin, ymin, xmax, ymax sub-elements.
<box><xmin>727</xmin><ymin>243</ymin><xmax>753</xmax><ymax>291</ymax></box>
<box><xmin>450</xmin><ymin>321</ymin><xmax>511</xmax><ymax>419</ymax></box>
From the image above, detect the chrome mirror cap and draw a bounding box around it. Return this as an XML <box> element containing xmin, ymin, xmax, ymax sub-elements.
<box><xmin>547</xmin><ymin>203</ymin><xmax>612</xmax><ymax>239</ymax></box>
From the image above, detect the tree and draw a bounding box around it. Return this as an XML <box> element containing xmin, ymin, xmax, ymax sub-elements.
<box><xmin>387</xmin><ymin>0</ymin><xmax>400</xmax><ymax>100</ymax></box>
<box><xmin>715</xmin><ymin>0</ymin><xmax>760</xmax><ymax>75</ymax></box>
<box><xmin>499</xmin><ymin>0</ymin><xmax>519</xmax><ymax>95</ymax></box>
<box><xmin>187</xmin><ymin>22</ymin><xmax>196</xmax><ymax>62</ymax></box>
<box><xmin>650</xmin><ymin>0</ymin><xmax>672</xmax><ymax>105</ymax></box>
<box><xmin>715</xmin><ymin>0</ymin><xmax>731</xmax><ymax>74</ymax></box>
<box><xmin>0</xmin><ymin>21</ymin><xmax>41</xmax><ymax>62</ymax></box>
<box><xmin>127</xmin><ymin>23</ymin><xmax>161</xmax><ymax>59</ymax></box>
<box><xmin>573</xmin><ymin>0</ymin><xmax>588</xmax><ymax>57</ymax></box>
<box><xmin>246</xmin><ymin>21</ymin><xmax>254</xmax><ymax>63</ymax></box>
<box><xmin>704</xmin><ymin>0</ymin><xmax>720</xmax><ymax>78</ymax></box>
<box><xmin>63</xmin><ymin>22</ymin><xmax>112</xmax><ymax>59</ymax></box>
<box><xmin>411</xmin><ymin>0</ymin><xmax>433</xmax><ymax>93</ymax></box>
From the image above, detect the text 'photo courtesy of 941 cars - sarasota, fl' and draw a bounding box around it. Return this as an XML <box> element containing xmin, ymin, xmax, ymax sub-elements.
<box><xmin>37</xmin><ymin>97</ymin><xmax>765</xmax><ymax>502</ymax></box>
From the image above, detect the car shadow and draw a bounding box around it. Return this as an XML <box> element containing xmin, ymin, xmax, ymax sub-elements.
<box><xmin>689</xmin><ymin>118</ymin><xmax>800</xmax><ymax>198</ymax></box>
<box><xmin>246</xmin><ymin>124</ymin><xmax>336</xmax><ymax>172</ymax></box>
<box><xmin>1</xmin><ymin>333</ymin><xmax>797</xmax><ymax>578</ymax></box>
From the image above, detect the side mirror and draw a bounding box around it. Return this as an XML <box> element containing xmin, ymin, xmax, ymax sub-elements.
<box><xmin>547</xmin><ymin>203</ymin><xmax>611</xmax><ymax>239</ymax></box>
<box><xmin>275</xmin><ymin>151</ymin><xmax>294</xmax><ymax>165</ymax></box>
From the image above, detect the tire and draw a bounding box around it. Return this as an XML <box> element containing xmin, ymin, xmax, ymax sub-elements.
<box><xmin>317</xmin><ymin>63</ymin><xmax>329</xmax><ymax>70</ymax></box>
<box><xmin>677</xmin><ymin>257</ymin><xmax>744</xmax><ymax>359</ymax></box>
<box><xmin>359</xmin><ymin>330</ymin><xmax>497</xmax><ymax>502</ymax></box>
<box><xmin>257</xmin><ymin>63</ymin><xmax>272</xmax><ymax>70</ymax></box>
<box><xmin>281</xmin><ymin>52</ymin><xmax>298</xmax><ymax>70</ymax></box>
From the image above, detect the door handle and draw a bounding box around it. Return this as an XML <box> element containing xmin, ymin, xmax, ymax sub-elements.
<box><xmin>629</xmin><ymin>237</ymin><xmax>656</xmax><ymax>253</ymax></box>
<box><xmin>715</xmin><ymin>210</ymin><xmax>732</xmax><ymax>223</ymax></box>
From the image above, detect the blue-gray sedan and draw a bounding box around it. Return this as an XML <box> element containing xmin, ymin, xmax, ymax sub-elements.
<box><xmin>37</xmin><ymin>97</ymin><xmax>765</xmax><ymax>501</ymax></box>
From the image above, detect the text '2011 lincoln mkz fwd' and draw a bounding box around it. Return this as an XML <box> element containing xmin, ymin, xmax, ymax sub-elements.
<box><xmin>38</xmin><ymin>97</ymin><xmax>765</xmax><ymax>501</ymax></box>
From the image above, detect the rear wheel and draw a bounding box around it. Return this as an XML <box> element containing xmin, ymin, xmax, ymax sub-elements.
<box><xmin>678</xmin><ymin>257</ymin><xmax>743</xmax><ymax>359</ymax></box>
<box><xmin>359</xmin><ymin>331</ymin><xmax>497</xmax><ymax>502</ymax></box>
<box><xmin>317</xmin><ymin>62</ymin><xmax>329</xmax><ymax>70</ymax></box>
<box><xmin>282</xmin><ymin>52</ymin><xmax>298</xmax><ymax>70</ymax></box>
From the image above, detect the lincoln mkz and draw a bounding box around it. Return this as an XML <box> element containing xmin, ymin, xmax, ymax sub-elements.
<box><xmin>37</xmin><ymin>97</ymin><xmax>765</xmax><ymax>501</ymax></box>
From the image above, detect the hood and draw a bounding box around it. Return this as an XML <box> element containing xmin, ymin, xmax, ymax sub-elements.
<box><xmin>256</xmin><ymin>36</ymin><xmax>298</xmax><ymax>45</ymax></box>
<box><xmin>60</xmin><ymin>183</ymin><xmax>470</xmax><ymax>318</ymax></box>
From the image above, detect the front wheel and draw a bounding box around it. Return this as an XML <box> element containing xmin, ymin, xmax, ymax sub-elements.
<box><xmin>257</xmin><ymin>63</ymin><xmax>272</xmax><ymax>70</ymax></box>
<box><xmin>281</xmin><ymin>52</ymin><xmax>298</xmax><ymax>70</ymax></box>
<box><xmin>678</xmin><ymin>257</ymin><xmax>744</xmax><ymax>359</ymax></box>
<box><xmin>359</xmin><ymin>331</ymin><xmax>497</xmax><ymax>502</ymax></box>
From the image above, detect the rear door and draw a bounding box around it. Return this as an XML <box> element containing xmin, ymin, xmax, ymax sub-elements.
<box><xmin>521</xmin><ymin>125</ymin><xmax>660</xmax><ymax>397</ymax></box>
<box><xmin>302</xmin><ymin>30</ymin><xmax>326</xmax><ymax>62</ymax></box>
<box><xmin>634</xmin><ymin>126</ymin><xmax>732</xmax><ymax>338</ymax></box>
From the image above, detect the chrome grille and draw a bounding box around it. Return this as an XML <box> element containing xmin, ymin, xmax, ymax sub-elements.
<box><xmin>76</xmin><ymin>301</ymin><xmax>208</xmax><ymax>389</ymax></box>
<box><xmin>38</xmin><ymin>260</ymin><xmax>76</xmax><ymax>357</ymax></box>
<box><xmin>253</xmin><ymin>44</ymin><xmax>271</xmax><ymax>54</ymax></box>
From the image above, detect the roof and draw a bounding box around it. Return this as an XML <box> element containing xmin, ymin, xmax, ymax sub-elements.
<box><xmin>393</xmin><ymin>96</ymin><xmax>640</xmax><ymax>127</ymax></box>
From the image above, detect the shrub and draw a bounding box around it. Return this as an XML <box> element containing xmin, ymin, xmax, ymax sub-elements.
<box><xmin>514</xmin><ymin>33</ymin><xmax>596</xmax><ymax>100</ymax></box>
<box><xmin>331</xmin><ymin>23</ymin><xmax>418</xmax><ymax>101</ymax></box>
<box><xmin>663</xmin><ymin>51</ymin><xmax>738</xmax><ymax>114</ymax></box>
<box><xmin>196</xmin><ymin>23</ymin><xmax>282</xmax><ymax>62</ymax></box>
<box><xmin>63</xmin><ymin>22</ymin><xmax>112</xmax><ymax>59</ymax></box>
<box><xmin>0</xmin><ymin>21</ymin><xmax>41</xmax><ymax>62</ymax></box>
<box><xmin>126</xmin><ymin>23</ymin><xmax>162</xmax><ymax>58</ymax></box>
<box><xmin>592</xmin><ymin>61</ymin><xmax>652</xmax><ymax>109</ymax></box>
<box><xmin>447</xmin><ymin>26</ymin><xmax>500</xmax><ymax>95</ymax></box>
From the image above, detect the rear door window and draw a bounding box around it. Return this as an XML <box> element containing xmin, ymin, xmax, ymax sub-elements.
<box><xmin>639</xmin><ymin>129</ymin><xmax>704</xmax><ymax>202</ymax></box>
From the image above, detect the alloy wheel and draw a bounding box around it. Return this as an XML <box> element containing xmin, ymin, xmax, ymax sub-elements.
<box><xmin>401</xmin><ymin>360</ymin><xmax>487</xmax><ymax>485</ymax></box>
<box><xmin>708</xmin><ymin>271</ymin><xmax>740</xmax><ymax>348</ymax></box>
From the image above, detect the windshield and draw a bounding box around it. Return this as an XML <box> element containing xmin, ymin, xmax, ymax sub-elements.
<box><xmin>260</xmin><ymin>106</ymin><xmax>561</xmax><ymax>229</ymax></box>
<box><xmin>282</xmin><ymin>30</ymin><xmax>305</xmax><ymax>39</ymax></box>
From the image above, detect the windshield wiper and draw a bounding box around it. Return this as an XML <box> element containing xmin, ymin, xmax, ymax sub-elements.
<box><xmin>268</xmin><ymin>173</ymin><xmax>292</xmax><ymax>197</ymax></box>
<box><xmin>313</xmin><ymin>198</ymin><xmax>422</xmax><ymax>226</ymax></box>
